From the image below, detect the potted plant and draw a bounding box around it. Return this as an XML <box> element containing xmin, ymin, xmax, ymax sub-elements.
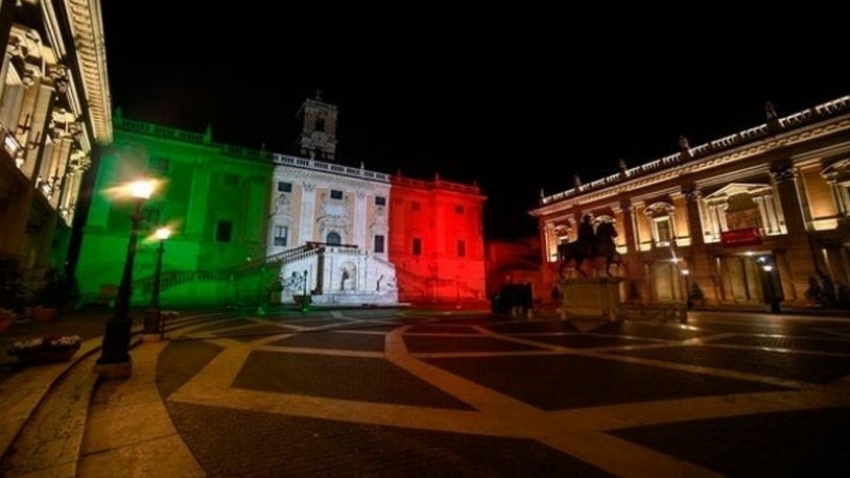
<box><xmin>8</xmin><ymin>334</ymin><xmax>81</xmax><ymax>365</ymax></box>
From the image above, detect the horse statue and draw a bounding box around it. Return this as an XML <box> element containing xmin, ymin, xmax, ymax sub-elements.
<box><xmin>557</xmin><ymin>220</ymin><xmax>621</xmax><ymax>277</ymax></box>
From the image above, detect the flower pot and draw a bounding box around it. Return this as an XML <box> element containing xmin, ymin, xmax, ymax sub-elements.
<box><xmin>14</xmin><ymin>344</ymin><xmax>80</xmax><ymax>365</ymax></box>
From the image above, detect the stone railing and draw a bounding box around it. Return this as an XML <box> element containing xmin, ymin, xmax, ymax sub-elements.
<box><xmin>134</xmin><ymin>245</ymin><xmax>323</xmax><ymax>294</ymax></box>
<box><xmin>540</xmin><ymin>95</ymin><xmax>850</xmax><ymax>205</ymax></box>
<box><xmin>272</xmin><ymin>153</ymin><xmax>390</xmax><ymax>182</ymax></box>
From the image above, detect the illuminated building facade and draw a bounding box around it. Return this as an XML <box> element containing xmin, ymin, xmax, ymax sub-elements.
<box><xmin>76</xmin><ymin>109</ymin><xmax>272</xmax><ymax>307</ymax></box>
<box><xmin>268</xmin><ymin>97</ymin><xmax>398</xmax><ymax>305</ymax></box>
<box><xmin>77</xmin><ymin>96</ymin><xmax>485</xmax><ymax>307</ymax></box>
<box><xmin>0</xmin><ymin>0</ymin><xmax>111</xmax><ymax>286</ymax></box>
<box><xmin>388</xmin><ymin>174</ymin><xmax>487</xmax><ymax>304</ymax></box>
<box><xmin>530</xmin><ymin>95</ymin><xmax>850</xmax><ymax>310</ymax></box>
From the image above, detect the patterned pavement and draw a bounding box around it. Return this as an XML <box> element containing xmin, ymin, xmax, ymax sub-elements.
<box><xmin>129</xmin><ymin>308</ymin><xmax>850</xmax><ymax>477</ymax></box>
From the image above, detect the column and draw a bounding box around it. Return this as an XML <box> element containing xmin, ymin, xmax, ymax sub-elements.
<box><xmin>826</xmin><ymin>176</ymin><xmax>848</xmax><ymax>216</ymax></box>
<box><xmin>764</xmin><ymin>193</ymin><xmax>781</xmax><ymax>234</ymax></box>
<box><xmin>684</xmin><ymin>188</ymin><xmax>705</xmax><ymax>245</ymax></box>
<box><xmin>771</xmin><ymin>165</ymin><xmax>818</xmax><ymax>303</ymax></box>
<box><xmin>771</xmin><ymin>167</ymin><xmax>807</xmax><ymax>236</ymax></box>
<box><xmin>0</xmin><ymin>0</ymin><xmax>15</xmax><ymax>106</ymax></box>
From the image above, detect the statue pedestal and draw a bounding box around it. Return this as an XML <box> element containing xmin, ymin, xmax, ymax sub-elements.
<box><xmin>558</xmin><ymin>277</ymin><xmax>622</xmax><ymax>321</ymax></box>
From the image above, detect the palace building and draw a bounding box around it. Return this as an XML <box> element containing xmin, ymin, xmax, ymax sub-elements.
<box><xmin>76</xmin><ymin>95</ymin><xmax>486</xmax><ymax>308</ymax></box>
<box><xmin>530</xmin><ymin>95</ymin><xmax>850</xmax><ymax>310</ymax></box>
<box><xmin>0</xmin><ymin>0</ymin><xmax>111</xmax><ymax>294</ymax></box>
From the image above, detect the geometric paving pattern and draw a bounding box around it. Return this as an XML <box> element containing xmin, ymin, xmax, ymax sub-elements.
<box><xmin>159</xmin><ymin>310</ymin><xmax>850</xmax><ymax>477</ymax></box>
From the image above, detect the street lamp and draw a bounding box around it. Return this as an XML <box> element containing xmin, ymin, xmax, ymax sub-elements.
<box><xmin>143</xmin><ymin>227</ymin><xmax>171</xmax><ymax>340</ymax></box>
<box><xmin>94</xmin><ymin>178</ymin><xmax>155</xmax><ymax>379</ymax></box>
<box><xmin>257</xmin><ymin>262</ymin><xmax>266</xmax><ymax>316</ymax></box>
<box><xmin>682</xmin><ymin>269</ymin><xmax>691</xmax><ymax>310</ymax></box>
<box><xmin>301</xmin><ymin>269</ymin><xmax>310</xmax><ymax>313</ymax></box>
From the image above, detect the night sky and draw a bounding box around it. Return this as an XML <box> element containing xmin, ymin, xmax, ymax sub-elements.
<box><xmin>100</xmin><ymin>4</ymin><xmax>847</xmax><ymax>240</ymax></box>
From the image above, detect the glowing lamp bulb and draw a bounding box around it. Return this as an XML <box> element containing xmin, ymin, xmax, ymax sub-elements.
<box><xmin>155</xmin><ymin>227</ymin><xmax>171</xmax><ymax>240</ymax></box>
<box><xmin>129</xmin><ymin>179</ymin><xmax>155</xmax><ymax>199</ymax></box>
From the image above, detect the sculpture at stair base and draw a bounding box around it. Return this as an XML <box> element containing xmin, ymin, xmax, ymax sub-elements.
<box><xmin>278</xmin><ymin>245</ymin><xmax>398</xmax><ymax>306</ymax></box>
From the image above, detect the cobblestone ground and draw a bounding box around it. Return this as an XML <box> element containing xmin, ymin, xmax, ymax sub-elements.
<box><xmin>154</xmin><ymin>310</ymin><xmax>850</xmax><ymax>477</ymax></box>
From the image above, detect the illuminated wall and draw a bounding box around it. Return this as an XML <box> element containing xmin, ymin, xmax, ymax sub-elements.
<box><xmin>76</xmin><ymin>111</ymin><xmax>272</xmax><ymax>306</ymax></box>
<box><xmin>0</xmin><ymin>0</ymin><xmax>111</xmax><ymax>294</ymax></box>
<box><xmin>531</xmin><ymin>95</ymin><xmax>850</xmax><ymax>308</ymax></box>
<box><xmin>389</xmin><ymin>174</ymin><xmax>487</xmax><ymax>303</ymax></box>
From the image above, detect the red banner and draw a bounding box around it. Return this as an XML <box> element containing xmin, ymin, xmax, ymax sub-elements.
<box><xmin>721</xmin><ymin>228</ymin><xmax>762</xmax><ymax>246</ymax></box>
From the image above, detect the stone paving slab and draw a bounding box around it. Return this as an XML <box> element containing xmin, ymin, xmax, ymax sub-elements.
<box><xmin>609</xmin><ymin>405</ymin><xmax>850</xmax><ymax>476</ymax></box>
<box><xmin>422</xmin><ymin>354</ymin><xmax>792</xmax><ymax>411</ymax></box>
<box><xmin>167</xmin><ymin>401</ymin><xmax>614</xmax><ymax>478</ymax></box>
<box><xmin>186</xmin><ymin>318</ymin><xmax>254</xmax><ymax>334</ymax></box>
<box><xmin>486</xmin><ymin>321</ymin><xmax>581</xmax><ymax>334</ymax></box>
<box><xmin>404</xmin><ymin>325</ymin><xmax>482</xmax><ymax>334</ymax></box>
<box><xmin>609</xmin><ymin>345</ymin><xmax>850</xmax><ymax>384</ymax></box>
<box><xmin>270</xmin><ymin>331</ymin><xmax>386</xmax><ymax>352</ymax></box>
<box><xmin>232</xmin><ymin>351</ymin><xmax>475</xmax><ymax>410</ymax></box>
<box><xmin>516</xmin><ymin>334</ymin><xmax>660</xmax><ymax>349</ymax></box>
<box><xmin>708</xmin><ymin>334</ymin><xmax>850</xmax><ymax>354</ymax></box>
<box><xmin>213</xmin><ymin>324</ymin><xmax>297</xmax><ymax>342</ymax></box>
<box><xmin>404</xmin><ymin>335</ymin><xmax>547</xmax><ymax>354</ymax></box>
<box><xmin>156</xmin><ymin>340</ymin><xmax>224</xmax><ymax>400</ymax></box>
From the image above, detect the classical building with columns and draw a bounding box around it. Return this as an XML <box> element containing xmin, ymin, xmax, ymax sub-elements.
<box><xmin>0</xmin><ymin>0</ymin><xmax>111</xmax><ymax>294</ymax></box>
<box><xmin>530</xmin><ymin>95</ymin><xmax>850</xmax><ymax>310</ymax></box>
<box><xmin>75</xmin><ymin>95</ymin><xmax>485</xmax><ymax>307</ymax></box>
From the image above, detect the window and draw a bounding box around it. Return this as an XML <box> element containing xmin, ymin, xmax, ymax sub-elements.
<box><xmin>457</xmin><ymin>239</ymin><xmax>466</xmax><ymax>257</ymax></box>
<box><xmin>315</xmin><ymin>117</ymin><xmax>325</xmax><ymax>132</ymax></box>
<box><xmin>411</xmin><ymin>201</ymin><xmax>421</xmax><ymax>211</ymax></box>
<box><xmin>655</xmin><ymin>218</ymin><xmax>672</xmax><ymax>244</ymax></box>
<box><xmin>326</xmin><ymin>231</ymin><xmax>341</xmax><ymax>245</ymax></box>
<box><xmin>330</xmin><ymin>189</ymin><xmax>343</xmax><ymax>200</ymax></box>
<box><xmin>216</xmin><ymin>220</ymin><xmax>233</xmax><ymax>242</ymax></box>
<box><xmin>374</xmin><ymin>234</ymin><xmax>385</xmax><ymax>253</ymax></box>
<box><xmin>277</xmin><ymin>181</ymin><xmax>292</xmax><ymax>193</ymax></box>
<box><xmin>273</xmin><ymin>225</ymin><xmax>288</xmax><ymax>246</ymax></box>
<box><xmin>223</xmin><ymin>174</ymin><xmax>239</xmax><ymax>186</ymax></box>
<box><xmin>412</xmin><ymin>237</ymin><xmax>422</xmax><ymax>256</ymax></box>
<box><xmin>455</xmin><ymin>204</ymin><xmax>465</xmax><ymax>215</ymax></box>
<box><xmin>148</xmin><ymin>157</ymin><xmax>169</xmax><ymax>173</ymax></box>
<box><xmin>375</xmin><ymin>196</ymin><xmax>386</xmax><ymax>206</ymax></box>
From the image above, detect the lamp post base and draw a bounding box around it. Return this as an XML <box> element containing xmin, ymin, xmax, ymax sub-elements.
<box><xmin>93</xmin><ymin>359</ymin><xmax>132</xmax><ymax>380</ymax></box>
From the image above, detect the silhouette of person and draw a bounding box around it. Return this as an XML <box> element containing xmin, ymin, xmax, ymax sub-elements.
<box><xmin>577</xmin><ymin>214</ymin><xmax>594</xmax><ymax>245</ymax></box>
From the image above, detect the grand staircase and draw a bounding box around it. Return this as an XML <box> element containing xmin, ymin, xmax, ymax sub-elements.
<box><xmin>133</xmin><ymin>244</ymin><xmax>322</xmax><ymax>296</ymax></box>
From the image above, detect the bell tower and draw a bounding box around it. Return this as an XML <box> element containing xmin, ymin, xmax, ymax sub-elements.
<box><xmin>296</xmin><ymin>90</ymin><xmax>338</xmax><ymax>160</ymax></box>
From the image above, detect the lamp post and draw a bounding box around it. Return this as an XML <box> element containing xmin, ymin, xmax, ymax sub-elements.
<box><xmin>301</xmin><ymin>269</ymin><xmax>309</xmax><ymax>312</ymax></box>
<box><xmin>257</xmin><ymin>262</ymin><xmax>266</xmax><ymax>316</ymax></box>
<box><xmin>143</xmin><ymin>227</ymin><xmax>171</xmax><ymax>340</ymax></box>
<box><xmin>682</xmin><ymin>269</ymin><xmax>691</xmax><ymax>310</ymax></box>
<box><xmin>94</xmin><ymin>179</ymin><xmax>155</xmax><ymax>379</ymax></box>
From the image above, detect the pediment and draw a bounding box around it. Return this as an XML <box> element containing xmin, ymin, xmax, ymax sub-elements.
<box><xmin>704</xmin><ymin>183</ymin><xmax>771</xmax><ymax>201</ymax></box>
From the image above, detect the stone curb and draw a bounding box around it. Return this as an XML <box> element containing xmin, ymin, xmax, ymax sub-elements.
<box><xmin>0</xmin><ymin>332</ymin><xmax>143</xmax><ymax>476</ymax></box>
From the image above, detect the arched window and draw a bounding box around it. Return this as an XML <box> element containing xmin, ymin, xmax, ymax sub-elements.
<box><xmin>326</xmin><ymin>231</ymin><xmax>341</xmax><ymax>245</ymax></box>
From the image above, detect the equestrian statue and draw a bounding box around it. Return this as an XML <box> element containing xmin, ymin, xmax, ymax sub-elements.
<box><xmin>557</xmin><ymin>215</ymin><xmax>621</xmax><ymax>277</ymax></box>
